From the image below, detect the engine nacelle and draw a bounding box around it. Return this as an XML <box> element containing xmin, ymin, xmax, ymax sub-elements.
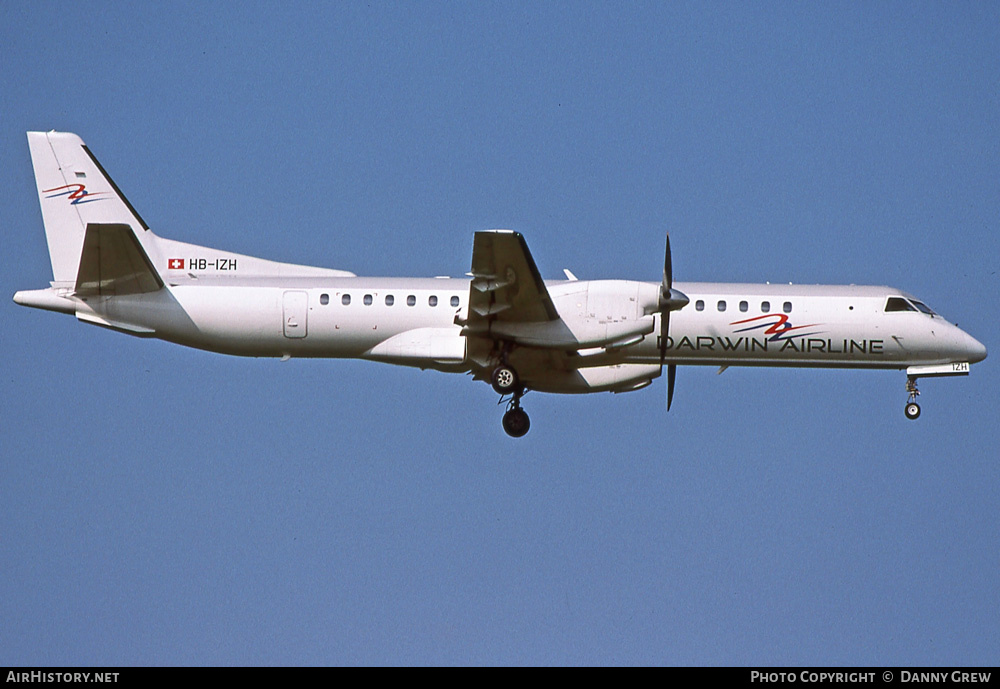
<box><xmin>484</xmin><ymin>280</ymin><xmax>659</xmax><ymax>350</ymax></box>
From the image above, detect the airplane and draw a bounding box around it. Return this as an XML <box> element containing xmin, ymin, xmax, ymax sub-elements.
<box><xmin>14</xmin><ymin>131</ymin><xmax>988</xmax><ymax>437</ymax></box>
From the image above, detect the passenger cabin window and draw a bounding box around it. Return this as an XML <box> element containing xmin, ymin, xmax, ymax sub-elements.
<box><xmin>761</xmin><ymin>301</ymin><xmax>770</xmax><ymax>313</ymax></box>
<box><xmin>451</xmin><ymin>296</ymin><xmax>460</xmax><ymax>307</ymax></box>
<box><xmin>364</xmin><ymin>294</ymin><xmax>373</xmax><ymax>306</ymax></box>
<box><xmin>385</xmin><ymin>295</ymin><xmax>394</xmax><ymax>306</ymax></box>
<box><xmin>717</xmin><ymin>300</ymin><xmax>726</xmax><ymax>312</ymax></box>
<box><xmin>695</xmin><ymin>300</ymin><xmax>705</xmax><ymax>311</ymax></box>
<box><xmin>342</xmin><ymin>294</ymin><xmax>351</xmax><ymax>306</ymax></box>
<box><xmin>429</xmin><ymin>295</ymin><xmax>438</xmax><ymax>307</ymax></box>
<box><xmin>407</xmin><ymin>295</ymin><xmax>416</xmax><ymax>306</ymax></box>
<box><xmin>885</xmin><ymin>297</ymin><xmax>916</xmax><ymax>312</ymax></box>
<box><xmin>783</xmin><ymin>301</ymin><xmax>792</xmax><ymax>313</ymax></box>
<box><xmin>320</xmin><ymin>294</ymin><xmax>329</xmax><ymax>305</ymax></box>
<box><xmin>739</xmin><ymin>300</ymin><xmax>748</xmax><ymax>312</ymax></box>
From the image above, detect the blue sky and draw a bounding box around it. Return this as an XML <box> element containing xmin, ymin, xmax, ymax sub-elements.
<box><xmin>2</xmin><ymin>1</ymin><xmax>997</xmax><ymax>665</ymax></box>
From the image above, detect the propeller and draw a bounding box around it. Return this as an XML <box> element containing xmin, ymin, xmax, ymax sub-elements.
<box><xmin>657</xmin><ymin>234</ymin><xmax>688</xmax><ymax>411</ymax></box>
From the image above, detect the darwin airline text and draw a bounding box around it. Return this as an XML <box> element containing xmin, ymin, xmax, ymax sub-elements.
<box><xmin>665</xmin><ymin>335</ymin><xmax>884</xmax><ymax>355</ymax></box>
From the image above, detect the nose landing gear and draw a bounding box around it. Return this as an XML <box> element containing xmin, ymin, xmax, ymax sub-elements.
<box><xmin>904</xmin><ymin>376</ymin><xmax>921</xmax><ymax>420</ymax></box>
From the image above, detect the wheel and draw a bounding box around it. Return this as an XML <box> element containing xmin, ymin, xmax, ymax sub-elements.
<box><xmin>905</xmin><ymin>402</ymin><xmax>921</xmax><ymax>420</ymax></box>
<box><xmin>491</xmin><ymin>365</ymin><xmax>519</xmax><ymax>395</ymax></box>
<box><xmin>502</xmin><ymin>408</ymin><xmax>530</xmax><ymax>438</ymax></box>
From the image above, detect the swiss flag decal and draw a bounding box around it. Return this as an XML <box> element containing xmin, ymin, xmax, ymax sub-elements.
<box><xmin>168</xmin><ymin>258</ymin><xmax>184</xmax><ymax>270</ymax></box>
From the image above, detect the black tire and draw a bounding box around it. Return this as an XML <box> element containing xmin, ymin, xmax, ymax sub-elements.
<box><xmin>905</xmin><ymin>402</ymin><xmax>921</xmax><ymax>420</ymax></box>
<box><xmin>502</xmin><ymin>408</ymin><xmax>530</xmax><ymax>438</ymax></box>
<box><xmin>491</xmin><ymin>365</ymin><xmax>519</xmax><ymax>395</ymax></box>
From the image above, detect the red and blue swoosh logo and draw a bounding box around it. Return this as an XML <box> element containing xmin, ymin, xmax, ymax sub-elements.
<box><xmin>730</xmin><ymin>314</ymin><xmax>823</xmax><ymax>341</ymax></box>
<box><xmin>43</xmin><ymin>184</ymin><xmax>107</xmax><ymax>205</ymax></box>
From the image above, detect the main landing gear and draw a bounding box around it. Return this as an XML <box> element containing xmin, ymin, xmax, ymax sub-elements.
<box><xmin>904</xmin><ymin>376</ymin><xmax>921</xmax><ymax>420</ymax></box>
<box><xmin>502</xmin><ymin>394</ymin><xmax>530</xmax><ymax>438</ymax></box>
<box><xmin>493</xmin><ymin>364</ymin><xmax>530</xmax><ymax>437</ymax></box>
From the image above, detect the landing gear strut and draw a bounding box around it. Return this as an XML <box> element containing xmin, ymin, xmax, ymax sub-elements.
<box><xmin>905</xmin><ymin>376</ymin><xmax>921</xmax><ymax>420</ymax></box>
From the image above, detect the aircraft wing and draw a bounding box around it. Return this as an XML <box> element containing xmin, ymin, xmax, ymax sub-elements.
<box><xmin>465</xmin><ymin>231</ymin><xmax>558</xmax><ymax>332</ymax></box>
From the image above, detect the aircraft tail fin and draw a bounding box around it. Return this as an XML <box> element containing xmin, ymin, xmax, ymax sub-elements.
<box><xmin>27</xmin><ymin>131</ymin><xmax>159</xmax><ymax>288</ymax></box>
<box><xmin>26</xmin><ymin>131</ymin><xmax>357</xmax><ymax>287</ymax></box>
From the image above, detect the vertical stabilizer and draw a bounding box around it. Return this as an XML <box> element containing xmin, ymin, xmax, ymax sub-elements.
<box><xmin>27</xmin><ymin>131</ymin><xmax>158</xmax><ymax>287</ymax></box>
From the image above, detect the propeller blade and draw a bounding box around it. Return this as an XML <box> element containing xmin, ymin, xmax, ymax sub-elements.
<box><xmin>659</xmin><ymin>233</ymin><xmax>688</xmax><ymax>311</ymax></box>
<box><xmin>667</xmin><ymin>364</ymin><xmax>676</xmax><ymax>412</ymax></box>
<box><xmin>663</xmin><ymin>234</ymin><xmax>672</xmax><ymax>292</ymax></box>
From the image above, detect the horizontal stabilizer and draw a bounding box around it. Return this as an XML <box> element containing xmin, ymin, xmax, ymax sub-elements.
<box><xmin>76</xmin><ymin>310</ymin><xmax>156</xmax><ymax>335</ymax></box>
<box><xmin>75</xmin><ymin>223</ymin><xmax>163</xmax><ymax>296</ymax></box>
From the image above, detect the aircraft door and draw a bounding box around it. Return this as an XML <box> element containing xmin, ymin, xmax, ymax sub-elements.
<box><xmin>283</xmin><ymin>290</ymin><xmax>308</xmax><ymax>338</ymax></box>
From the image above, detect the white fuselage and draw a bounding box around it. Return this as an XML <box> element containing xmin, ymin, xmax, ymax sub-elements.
<box><xmin>43</xmin><ymin>277</ymin><xmax>983</xmax><ymax>390</ymax></box>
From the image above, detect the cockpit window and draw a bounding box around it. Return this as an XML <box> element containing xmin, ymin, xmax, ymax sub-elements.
<box><xmin>910</xmin><ymin>300</ymin><xmax>936</xmax><ymax>316</ymax></box>
<box><xmin>885</xmin><ymin>297</ymin><xmax>916</xmax><ymax>312</ymax></box>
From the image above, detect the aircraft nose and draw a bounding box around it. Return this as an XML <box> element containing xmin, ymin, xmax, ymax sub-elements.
<box><xmin>965</xmin><ymin>332</ymin><xmax>987</xmax><ymax>363</ymax></box>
